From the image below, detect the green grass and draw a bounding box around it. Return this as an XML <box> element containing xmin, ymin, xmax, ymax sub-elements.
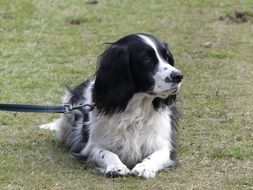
<box><xmin>1</xmin><ymin>0</ymin><xmax>253</xmax><ymax>189</ymax></box>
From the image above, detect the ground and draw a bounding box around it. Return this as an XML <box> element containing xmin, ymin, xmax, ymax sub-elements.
<box><xmin>0</xmin><ymin>0</ymin><xmax>253</xmax><ymax>189</ymax></box>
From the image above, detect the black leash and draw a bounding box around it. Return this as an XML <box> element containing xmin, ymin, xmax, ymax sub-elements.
<box><xmin>0</xmin><ymin>103</ymin><xmax>95</xmax><ymax>114</ymax></box>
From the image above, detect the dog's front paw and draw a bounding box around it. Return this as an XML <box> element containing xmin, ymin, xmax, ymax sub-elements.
<box><xmin>105</xmin><ymin>165</ymin><xmax>130</xmax><ymax>178</ymax></box>
<box><xmin>131</xmin><ymin>163</ymin><xmax>156</xmax><ymax>179</ymax></box>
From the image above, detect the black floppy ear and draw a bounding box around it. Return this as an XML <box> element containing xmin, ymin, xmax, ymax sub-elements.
<box><xmin>163</xmin><ymin>42</ymin><xmax>175</xmax><ymax>66</ymax></box>
<box><xmin>163</xmin><ymin>42</ymin><xmax>169</xmax><ymax>49</ymax></box>
<box><xmin>93</xmin><ymin>44</ymin><xmax>135</xmax><ymax>115</ymax></box>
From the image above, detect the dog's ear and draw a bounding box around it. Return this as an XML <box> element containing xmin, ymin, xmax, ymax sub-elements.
<box><xmin>163</xmin><ymin>42</ymin><xmax>169</xmax><ymax>49</ymax></box>
<box><xmin>93</xmin><ymin>44</ymin><xmax>135</xmax><ymax>115</ymax></box>
<box><xmin>163</xmin><ymin>42</ymin><xmax>175</xmax><ymax>66</ymax></box>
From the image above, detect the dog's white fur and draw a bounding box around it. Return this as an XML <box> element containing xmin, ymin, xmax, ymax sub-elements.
<box><xmin>41</xmin><ymin>80</ymin><xmax>175</xmax><ymax>178</ymax></box>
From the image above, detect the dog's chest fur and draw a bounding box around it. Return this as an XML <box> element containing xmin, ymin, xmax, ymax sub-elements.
<box><xmin>88</xmin><ymin>93</ymin><xmax>172</xmax><ymax>168</ymax></box>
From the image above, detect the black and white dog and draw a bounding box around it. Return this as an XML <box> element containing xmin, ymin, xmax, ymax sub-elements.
<box><xmin>41</xmin><ymin>33</ymin><xmax>183</xmax><ymax>179</ymax></box>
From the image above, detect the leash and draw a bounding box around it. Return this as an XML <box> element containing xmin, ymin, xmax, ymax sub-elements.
<box><xmin>0</xmin><ymin>103</ymin><xmax>95</xmax><ymax>114</ymax></box>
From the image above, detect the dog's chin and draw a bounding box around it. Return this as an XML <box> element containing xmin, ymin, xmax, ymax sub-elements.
<box><xmin>148</xmin><ymin>86</ymin><xmax>180</xmax><ymax>98</ymax></box>
<box><xmin>158</xmin><ymin>89</ymin><xmax>178</xmax><ymax>98</ymax></box>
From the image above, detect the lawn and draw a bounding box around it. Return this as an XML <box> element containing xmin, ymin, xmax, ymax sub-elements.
<box><xmin>0</xmin><ymin>0</ymin><xmax>253</xmax><ymax>189</ymax></box>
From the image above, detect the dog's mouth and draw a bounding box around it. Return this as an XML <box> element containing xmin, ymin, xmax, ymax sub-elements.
<box><xmin>168</xmin><ymin>84</ymin><xmax>180</xmax><ymax>94</ymax></box>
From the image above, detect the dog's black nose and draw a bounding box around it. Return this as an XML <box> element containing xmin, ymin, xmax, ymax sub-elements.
<box><xmin>170</xmin><ymin>70</ymin><xmax>183</xmax><ymax>83</ymax></box>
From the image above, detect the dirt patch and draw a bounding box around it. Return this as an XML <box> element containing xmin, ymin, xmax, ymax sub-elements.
<box><xmin>219</xmin><ymin>10</ymin><xmax>253</xmax><ymax>24</ymax></box>
<box><xmin>69</xmin><ymin>18</ymin><xmax>88</xmax><ymax>25</ymax></box>
<box><xmin>70</xmin><ymin>19</ymin><xmax>82</xmax><ymax>25</ymax></box>
<box><xmin>85</xmin><ymin>0</ymin><xmax>98</xmax><ymax>5</ymax></box>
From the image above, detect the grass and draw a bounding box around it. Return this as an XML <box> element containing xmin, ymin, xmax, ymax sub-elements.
<box><xmin>1</xmin><ymin>0</ymin><xmax>253</xmax><ymax>189</ymax></box>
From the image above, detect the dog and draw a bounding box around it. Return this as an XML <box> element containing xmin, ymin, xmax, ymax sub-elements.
<box><xmin>41</xmin><ymin>33</ymin><xmax>183</xmax><ymax>179</ymax></box>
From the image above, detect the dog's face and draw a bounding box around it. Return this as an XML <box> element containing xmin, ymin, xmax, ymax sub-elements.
<box><xmin>94</xmin><ymin>34</ymin><xmax>183</xmax><ymax>114</ymax></box>
<box><xmin>125</xmin><ymin>34</ymin><xmax>183</xmax><ymax>98</ymax></box>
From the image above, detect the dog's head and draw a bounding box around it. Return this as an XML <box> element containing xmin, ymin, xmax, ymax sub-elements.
<box><xmin>93</xmin><ymin>33</ymin><xmax>183</xmax><ymax>114</ymax></box>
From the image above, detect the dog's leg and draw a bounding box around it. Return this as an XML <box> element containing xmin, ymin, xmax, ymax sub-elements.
<box><xmin>82</xmin><ymin>146</ymin><xmax>130</xmax><ymax>178</ymax></box>
<box><xmin>131</xmin><ymin>148</ymin><xmax>175</xmax><ymax>179</ymax></box>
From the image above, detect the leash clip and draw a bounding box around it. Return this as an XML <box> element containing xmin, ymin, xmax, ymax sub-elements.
<box><xmin>64</xmin><ymin>104</ymin><xmax>95</xmax><ymax>114</ymax></box>
<box><xmin>64</xmin><ymin>104</ymin><xmax>73</xmax><ymax>114</ymax></box>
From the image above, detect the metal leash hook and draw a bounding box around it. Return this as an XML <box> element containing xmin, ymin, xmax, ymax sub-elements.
<box><xmin>64</xmin><ymin>103</ymin><xmax>95</xmax><ymax>114</ymax></box>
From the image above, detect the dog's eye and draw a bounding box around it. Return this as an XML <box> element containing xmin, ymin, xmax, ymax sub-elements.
<box><xmin>144</xmin><ymin>49</ymin><xmax>157</xmax><ymax>66</ymax></box>
<box><xmin>144</xmin><ymin>56</ymin><xmax>152</xmax><ymax>63</ymax></box>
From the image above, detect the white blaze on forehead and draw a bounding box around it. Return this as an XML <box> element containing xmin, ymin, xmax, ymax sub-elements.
<box><xmin>138</xmin><ymin>34</ymin><xmax>165</xmax><ymax>63</ymax></box>
<box><xmin>138</xmin><ymin>34</ymin><xmax>176</xmax><ymax>71</ymax></box>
